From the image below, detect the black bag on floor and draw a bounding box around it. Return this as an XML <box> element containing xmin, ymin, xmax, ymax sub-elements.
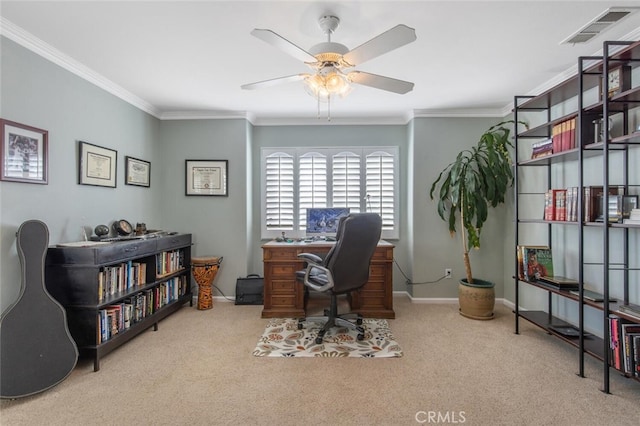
<box><xmin>235</xmin><ymin>274</ymin><xmax>264</xmax><ymax>305</ymax></box>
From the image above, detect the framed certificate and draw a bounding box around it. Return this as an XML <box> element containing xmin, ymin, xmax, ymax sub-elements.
<box><xmin>185</xmin><ymin>159</ymin><xmax>228</xmax><ymax>196</ymax></box>
<box><xmin>125</xmin><ymin>156</ymin><xmax>150</xmax><ymax>187</ymax></box>
<box><xmin>78</xmin><ymin>141</ymin><xmax>117</xmax><ymax>188</ymax></box>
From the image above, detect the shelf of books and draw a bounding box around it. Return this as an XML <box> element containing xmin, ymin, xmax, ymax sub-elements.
<box><xmin>514</xmin><ymin>39</ymin><xmax>640</xmax><ymax>392</ymax></box>
<box><xmin>45</xmin><ymin>233</ymin><xmax>192</xmax><ymax>371</ymax></box>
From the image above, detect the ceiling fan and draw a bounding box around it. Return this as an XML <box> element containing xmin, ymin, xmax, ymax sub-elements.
<box><xmin>241</xmin><ymin>15</ymin><xmax>417</xmax><ymax>119</ymax></box>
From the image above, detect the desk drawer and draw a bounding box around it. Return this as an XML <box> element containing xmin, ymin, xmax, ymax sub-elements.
<box><xmin>371</xmin><ymin>247</ymin><xmax>393</xmax><ymax>261</ymax></box>
<box><xmin>264</xmin><ymin>248</ymin><xmax>298</xmax><ymax>261</ymax></box>
<box><xmin>267</xmin><ymin>264</ymin><xmax>299</xmax><ymax>278</ymax></box>
<box><xmin>369</xmin><ymin>264</ymin><xmax>386</xmax><ymax>278</ymax></box>
<box><xmin>272</xmin><ymin>279</ymin><xmax>297</xmax><ymax>293</ymax></box>
<box><xmin>271</xmin><ymin>295</ymin><xmax>297</xmax><ymax>308</ymax></box>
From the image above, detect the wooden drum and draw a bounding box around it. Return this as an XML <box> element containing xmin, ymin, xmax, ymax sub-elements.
<box><xmin>191</xmin><ymin>256</ymin><xmax>223</xmax><ymax>310</ymax></box>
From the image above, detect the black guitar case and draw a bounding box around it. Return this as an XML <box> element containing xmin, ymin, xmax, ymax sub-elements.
<box><xmin>0</xmin><ymin>220</ymin><xmax>78</xmax><ymax>399</ymax></box>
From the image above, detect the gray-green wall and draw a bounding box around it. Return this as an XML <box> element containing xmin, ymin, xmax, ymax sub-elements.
<box><xmin>1</xmin><ymin>36</ymin><xmax>509</xmax><ymax>313</ymax></box>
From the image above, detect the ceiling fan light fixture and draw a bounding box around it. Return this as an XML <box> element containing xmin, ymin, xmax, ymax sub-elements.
<box><xmin>304</xmin><ymin>67</ymin><xmax>352</xmax><ymax>102</ymax></box>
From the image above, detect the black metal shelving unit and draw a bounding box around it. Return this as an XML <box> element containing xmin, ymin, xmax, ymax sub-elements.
<box><xmin>514</xmin><ymin>39</ymin><xmax>640</xmax><ymax>394</ymax></box>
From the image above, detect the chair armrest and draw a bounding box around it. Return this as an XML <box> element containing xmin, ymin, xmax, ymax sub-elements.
<box><xmin>297</xmin><ymin>252</ymin><xmax>323</xmax><ymax>265</ymax></box>
<box><xmin>302</xmin><ymin>264</ymin><xmax>334</xmax><ymax>292</ymax></box>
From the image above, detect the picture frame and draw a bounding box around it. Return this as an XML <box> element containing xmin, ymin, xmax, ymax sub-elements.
<box><xmin>599</xmin><ymin>65</ymin><xmax>631</xmax><ymax>100</ymax></box>
<box><xmin>78</xmin><ymin>141</ymin><xmax>117</xmax><ymax>188</ymax></box>
<box><xmin>0</xmin><ymin>119</ymin><xmax>48</xmax><ymax>184</ymax></box>
<box><xmin>125</xmin><ymin>156</ymin><xmax>150</xmax><ymax>187</ymax></box>
<box><xmin>185</xmin><ymin>159</ymin><xmax>228</xmax><ymax>196</ymax></box>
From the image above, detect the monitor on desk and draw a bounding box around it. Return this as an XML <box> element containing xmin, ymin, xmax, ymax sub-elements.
<box><xmin>305</xmin><ymin>207</ymin><xmax>350</xmax><ymax>238</ymax></box>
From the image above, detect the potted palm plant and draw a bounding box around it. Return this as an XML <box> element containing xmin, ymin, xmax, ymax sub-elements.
<box><xmin>429</xmin><ymin>120</ymin><xmax>525</xmax><ymax>320</ymax></box>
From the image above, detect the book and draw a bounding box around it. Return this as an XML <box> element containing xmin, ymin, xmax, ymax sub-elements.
<box><xmin>618</xmin><ymin>304</ymin><xmax>640</xmax><ymax>319</ymax></box>
<box><xmin>517</xmin><ymin>245</ymin><xmax>548</xmax><ymax>280</ymax></box>
<box><xmin>583</xmin><ymin>185</ymin><xmax>623</xmax><ymax>222</ymax></box>
<box><xmin>531</xmin><ymin>138</ymin><xmax>553</xmax><ymax>159</ymax></box>
<box><xmin>569</xmin><ymin>289</ymin><xmax>616</xmax><ymax>302</ymax></box>
<box><xmin>551</xmin><ymin>123</ymin><xmax>562</xmax><ymax>153</ymax></box>
<box><xmin>553</xmin><ymin>189</ymin><xmax>567</xmax><ymax>221</ymax></box>
<box><xmin>549</xmin><ymin>324</ymin><xmax>592</xmax><ymax>338</ymax></box>
<box><xmin>522</xmin><ymin>246</ymin><xmax>553</xmax><ymax>281</ymax></box>
<box><xmin>610</xmin><ymin>316</ymin><xmax>622</xmax><ymax>370</ymax></box>
<box><xmin>620</xmin><ymin>324</ymin><xmax>640</xmax><ymax>374</ymax></box>
<box><xmin>538</xmin><ymin>275</ymin><xmax>578</xmax><ymax>290</ymax></box>
<box><xmin>544</xmin><ymin>189</ymin><xmax>554</xmax><ymax>221</ymax></box>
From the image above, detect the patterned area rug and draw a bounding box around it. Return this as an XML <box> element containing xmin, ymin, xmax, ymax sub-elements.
<box><xmin>253</xmin><ymin>318</ymin><xmax>403</xmax><ymax>358</ymax></box>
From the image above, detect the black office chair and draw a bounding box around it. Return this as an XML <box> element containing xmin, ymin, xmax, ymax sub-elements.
<box><xmin>296</xmin><ymin>213</ymin><xmax>382</xmax><ymax>344</ymax></box>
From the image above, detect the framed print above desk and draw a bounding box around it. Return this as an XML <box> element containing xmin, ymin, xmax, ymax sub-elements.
<box><xmin>185</xmin><ymin>159</ymin><xmax>228</xmax><ymax>196</ymax></box>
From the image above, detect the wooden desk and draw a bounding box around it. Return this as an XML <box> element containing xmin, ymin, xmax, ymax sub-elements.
<box><xmin>261</xmin><ymin>240</ymin><xmax>395</xmax><ymax>319</ymax></box>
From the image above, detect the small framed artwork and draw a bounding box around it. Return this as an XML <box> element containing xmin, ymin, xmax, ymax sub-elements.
<box><xmin>78</xmin><ymin>141</ymin><xmax>117</xmax><ymax>188</ymax></box>
<box><xmin>0</xmin><ymin>119</ymin><xmax>48</xmax><ymax>184</ymax></box>
<box><xmin>185</xmin><ymin>159</ymin><xmax>228</xmax><ymax>196</ymax></box>
<box><xmin>125</xmin><ymin>156</ymin><xmax>150</xmax><ymax>187</ymax></box>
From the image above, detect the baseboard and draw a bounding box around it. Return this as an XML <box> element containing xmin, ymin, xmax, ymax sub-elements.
<box><xmin>396</xmin><ymin>290</ymin><xmax>511</xmax><ymax>308</ymax></box>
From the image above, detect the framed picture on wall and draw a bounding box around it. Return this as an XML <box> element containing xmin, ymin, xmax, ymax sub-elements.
<box><xmin>125</xmin><ymin>156</ymin><xmax>150</xmax><ymax>187</ymax></box>
<box><xmin>0</xmin><ymin>119</ymin><xmax>48</xmax><ymax>184</ymax></box>
<box><xmin>185</xmin><ymin>159</ymin><xmax>228</xmax><ymax>196</ymax></box>
<box><xmin>78</xmin><ymin>141</ymin><xmax>117</xmax><ymax>188</ymax></box>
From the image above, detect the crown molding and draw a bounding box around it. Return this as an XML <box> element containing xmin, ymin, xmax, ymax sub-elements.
<box><xmin>413</xmin><ymin>108</ymin><xmax>507</xmax><ymax>118</ymax></box>
<box><xmin>158</xmin><ymin>110</ymin><xmax>248</xmax><ymax>121</ymax></box>
<box><xmin>1</xmin><ymin>17</ymin><xmax>161</xmax><ymax>118</ymax></box>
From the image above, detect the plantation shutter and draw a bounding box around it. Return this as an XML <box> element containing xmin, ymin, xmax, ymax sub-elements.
<box><xmin>366</xmin><ymin>151</ymin><xmax>395</xmax><ymax>229</ymax></box>
<box><xmin>332</xmin><ymin>151</ymin><xmax>361</xmax><ymax>212</ymax></box>
<box><xmin>265</xmin><ymin>152</ymin><xmax>294</xmax><ymax>230</ymax></box>
<box><xmin>298</xmin><ymin>152</ymin><xmax>327</xmax><ymax>229</ymax></box>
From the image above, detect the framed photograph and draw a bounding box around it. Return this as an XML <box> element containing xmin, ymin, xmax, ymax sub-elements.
<box><xmin>185</xmin><ymin>159</ymin><xmax>228</xmax><ymax>196</ymax></box>
<box><xmin>125</xmin><ymin>156</ymin><xmax>150</xmax><ymax>187</ymax></box>
<box><xmin>78</xmin><ymin>141</ymin><xmax>117</xmax><ymax>188</ymax></box>
<box><xmin>0</xmin><ymin>119</ymin><xmax>48</xmax><ymax>184</ymax></box>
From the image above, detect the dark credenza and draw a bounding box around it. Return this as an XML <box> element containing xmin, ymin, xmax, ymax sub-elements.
<box><xmin>45</xmin><ymin>233</ymin><xmax>192</xmax><ymax>371</ymax></box>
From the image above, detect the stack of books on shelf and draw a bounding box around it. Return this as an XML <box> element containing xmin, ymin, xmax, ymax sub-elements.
<box><xmin>544</xmin><ymin>188</ymin><xmax>579</xmax><ymax>221</ymax></box>
<box><xmin>530</xmin><ymin>138</ymin><xmax>553</xmax><ymax>159</ymax></box>
<box><xmin>623</xmin><ymin>208</ymin><xmax>640</xmax><ymax>225</ymax></box>
<box><xmin>608</xmin><ymin>315</ymin><xmax>640</xmax><ymax>377</ymax></box>
<box><xmin>551</xmin><ymin>117</ymin><xmax>577</xmax><ymax>153</ymax></box>
<box><xmin>542</xmin><ymin>185</ymin><xmax>632</xmax><ymax>223</ymax></box>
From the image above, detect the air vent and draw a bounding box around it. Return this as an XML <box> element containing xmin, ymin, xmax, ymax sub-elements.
<box><xmin>561</xmin><ymin>7</ymin><xmax>638</xmax><ymax>44</ymax></box>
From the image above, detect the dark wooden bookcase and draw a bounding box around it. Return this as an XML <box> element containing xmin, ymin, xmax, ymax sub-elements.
<box><xmin>45</xmin><ymin>233</ymin><xmax>192</xmax><ymax>371</ymax></box>
<box><xmin>513</xmin><ymin>40</ymin><xmax>640</xmax><ymax>393</ymax></box>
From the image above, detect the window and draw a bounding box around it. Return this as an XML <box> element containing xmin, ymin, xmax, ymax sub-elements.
<box><xmin>261</xmin><ymin>146</ymin><xmax>398</xmax><ymax>239</ymax></box>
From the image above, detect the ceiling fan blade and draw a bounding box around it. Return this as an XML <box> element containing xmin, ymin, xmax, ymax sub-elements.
<box><xmin>251</xmin><ymin>29</ymin><xmax>317</xmax><ymax>63</ymax></box>
<box><xmin>343</xmin><ymin>24</ymin><xmax>416</xmax><ymax>66</ymax></box>
<box><xmin>348</xmin><ymin>71</ymin><xmax>414</xmax><ymax>94</ymax></box>
<box><xmin>241</xmin><ymin>74</ymin><xmax>308</xmax><ymax>90</ymax></box>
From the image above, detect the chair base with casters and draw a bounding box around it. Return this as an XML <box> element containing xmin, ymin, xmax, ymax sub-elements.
<box><xmin>297</xmin><ymin>293</ymin><xmax>365</xmax><ymax>345</ymax></box>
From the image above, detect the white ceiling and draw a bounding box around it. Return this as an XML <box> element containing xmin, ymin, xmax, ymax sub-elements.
<box><xmin>2</xmin><ymin>1</ymin><xmax>640</xmax><ymax>125</ymax></box>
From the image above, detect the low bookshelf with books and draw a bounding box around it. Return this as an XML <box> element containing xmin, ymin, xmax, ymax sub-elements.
<box><xmin>45</xmin><ymin>233</ymin><xmax>192</xmax><ymax>371</ymax></box>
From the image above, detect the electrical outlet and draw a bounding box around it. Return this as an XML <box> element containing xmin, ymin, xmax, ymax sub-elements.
<box><xmin>445</xmin><ymin>268</ymin><xmax>452</xmax><ymax>279</ymax></box>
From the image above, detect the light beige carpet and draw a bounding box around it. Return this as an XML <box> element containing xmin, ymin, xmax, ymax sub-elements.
<box><xmin>253</xmin><ymin>318</ymin><xmax>403</xmax><ymax>357</ymax></box>
<box><xmin>1</xmin><ymin>296</ymin><xmax>639</xmax><ymax>426</ymax></box>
